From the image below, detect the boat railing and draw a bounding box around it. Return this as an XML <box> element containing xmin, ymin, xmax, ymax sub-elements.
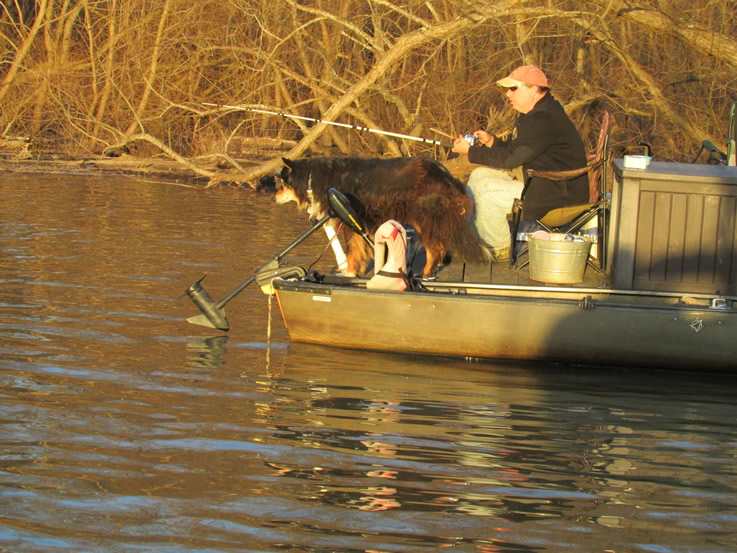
<box><xmin>420</xmin><ymin>280</ymin><xmax>736</xmax><ymax>305</ymax></box>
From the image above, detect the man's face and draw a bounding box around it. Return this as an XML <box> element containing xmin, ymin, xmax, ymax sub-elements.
<box><xmin>504</xmin><ymin>84</ymin><xmax>542</xmax><ymax>114</ymax></box>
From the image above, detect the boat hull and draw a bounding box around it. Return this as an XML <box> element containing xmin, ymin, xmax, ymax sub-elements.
<box><xmin>273</xmin><ymin>279</ymin><xmax>736</xmax><ymax>371</ymax></box>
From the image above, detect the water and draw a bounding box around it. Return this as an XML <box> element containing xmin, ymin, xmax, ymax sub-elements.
<box><xmin>1</xmin><ymin>173</ymin><xmax>736</xmax><ymax>552</ymax></box>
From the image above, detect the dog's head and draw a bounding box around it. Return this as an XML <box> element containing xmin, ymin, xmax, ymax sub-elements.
<box><xmin>272</xmin><ymin>158</ymin><xmax>315</xmax><ymax>212</ymax></box>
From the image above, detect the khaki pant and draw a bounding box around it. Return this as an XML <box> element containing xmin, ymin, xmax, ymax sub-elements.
<box><xmin>466</xmin><ymin>167</ymin><xmax>524</xmax><ymax>249</ymax></box>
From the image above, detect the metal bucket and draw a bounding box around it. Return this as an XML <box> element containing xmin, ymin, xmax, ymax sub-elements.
<box><xmin>528</xmin><ymin>234</ymin><xmax>591</xmax><ymax>284</ymax></box>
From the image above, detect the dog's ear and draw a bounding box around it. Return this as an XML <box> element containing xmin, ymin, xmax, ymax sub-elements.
<box><xmin>279</xmin><ymin>164</ymin><xmax>290</xmax><ymax>182</ymax></box>
<box><xmin>282</xmin><ymin>157</ymin><xmax>294</xmax><ymax>171</ymax></box>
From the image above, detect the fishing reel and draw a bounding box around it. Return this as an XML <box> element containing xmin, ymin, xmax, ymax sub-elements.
<box><xmin>464</xmin><ymin>134</ymin><xmax>479</xmax><ymax>147</ymax></box>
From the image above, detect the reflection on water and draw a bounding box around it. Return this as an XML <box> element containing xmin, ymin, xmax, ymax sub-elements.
<box><xmin>1</xmin><ymin>174</ymin><xmax>736</xmax><ymax>552</ymax></box>
<box><xmin>187</xmin><ymin>335</ymin><xmax>229</xmax><ymax>369</ymax></box>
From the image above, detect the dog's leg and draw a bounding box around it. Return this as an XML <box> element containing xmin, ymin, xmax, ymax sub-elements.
<box><xmin>411</xmin><ymin>223</ymin><xmax>438</xmax><ymax>278</ymax></box>
<box><xmin>343</xmin><ymin>232</ymin><xmax>372</xmax><ymax>277</ymax></box>
<box><xmin>324</xmin><ymin>221</ymin><xmax>348</xmax><ymax>272</ymax></box>
<box><xmin>422</xmin><ymin>249</ymin><xmax>439</xmax><ymax>277</ymax></box>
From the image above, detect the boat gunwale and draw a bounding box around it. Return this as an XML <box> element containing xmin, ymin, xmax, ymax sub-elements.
<box><xmin>272</xmin><ymin>277</ymin><xmax>737</xmax><ymax>313</ymax></box>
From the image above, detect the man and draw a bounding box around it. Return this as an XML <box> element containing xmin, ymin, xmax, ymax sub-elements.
<box><xmin>452</xmin><ymin>65</ymin><xmax>588</xmax><ymax>260</ymax></box>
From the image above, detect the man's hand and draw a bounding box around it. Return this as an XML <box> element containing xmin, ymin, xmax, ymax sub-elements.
<box><xmin>452</xmin><ymin>130</ymin><xmax>494</xmax><ymax>155</ymax></box>
<box><xmin>452</xmin><ymin>136</ymin><xmax>470</xmax><ymax>155</ymax></box>
<box><xmin>475</xmin><ymin>130</ymin><xmax>494</xmax><ymax>147</ymax></box>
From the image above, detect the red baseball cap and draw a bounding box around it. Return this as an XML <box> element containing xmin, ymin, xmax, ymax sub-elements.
<box><xmin>497</xmin><ymin>65</ymin><xmax>549</xmax><ymax>88</ymax></box>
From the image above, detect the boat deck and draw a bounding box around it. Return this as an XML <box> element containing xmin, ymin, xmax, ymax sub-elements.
<box><xmin>406</xmin><ymin>232</ymin><xmax>609</xmax><ymax>289</ymax></box>
<box><xmin>433</xmin><ymin>255</ymin><xmax>609</xmax><ymax>288</ymax></box>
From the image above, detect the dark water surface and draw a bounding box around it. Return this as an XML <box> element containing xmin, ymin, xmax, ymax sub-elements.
<box><xmin>1</xmin><ymin>173</ymin><xmax>736</xmax><ymax>553</ymax></box>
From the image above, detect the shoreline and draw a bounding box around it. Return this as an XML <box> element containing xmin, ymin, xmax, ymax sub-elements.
<box><xmin>0</xmin><ymin>151</ymin><xmax>494</xmax><ymax>190</ymax></box>
<box><xmin>0</xmin><ymin>155</ymin><xmax>231</xmax><ymax>185</ymax></box>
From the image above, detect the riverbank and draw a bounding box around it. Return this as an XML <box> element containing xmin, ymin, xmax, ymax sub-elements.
<box><xmin>0</xmin><ymin>155</ymin><xmax>215</xmax><ymax>186</ymax></box>
<box><xmin>0</xmin><ymin>145</ymin><xmax>487</xmax><ymax>190</ymax></box>
<box><xmin>0</xmin><ymin>135</ymin><xmax>279</xmax><ymax>188</ymax></box>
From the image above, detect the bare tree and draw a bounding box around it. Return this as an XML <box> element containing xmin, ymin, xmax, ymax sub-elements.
<box><xmin>1</xmin><ymin>0</ymin><xmax>735</xmax><ymax>184</ymax></box>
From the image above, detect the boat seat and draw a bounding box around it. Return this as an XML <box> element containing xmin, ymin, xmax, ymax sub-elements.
<box><xmin>510</xmin><ymin>110</ymin><xmax>611</xmax><ymax>272</ymax></box>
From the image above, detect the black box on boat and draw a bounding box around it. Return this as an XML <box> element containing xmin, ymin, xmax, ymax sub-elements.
<box><xmin>610</xmin><ymin>160</ymin><xmax>737</xmax><ymax>295</ymax></box>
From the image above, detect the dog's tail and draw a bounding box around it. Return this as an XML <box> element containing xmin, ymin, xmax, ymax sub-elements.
<box><xmin>417</xmin><ymin>194</ymin><xmax>490</xmax><ymax>264</ymax></box>
<box><xmin>447</xmin><ymin>196</ymin><xmax>490</xmax><ymax>263</ymax></box>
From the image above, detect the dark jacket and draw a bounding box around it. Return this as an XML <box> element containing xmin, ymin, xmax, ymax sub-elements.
<box><xmin>467</xmin><ymin>93</ymin><xmax>588</xmax><ymax>221</ymax></box>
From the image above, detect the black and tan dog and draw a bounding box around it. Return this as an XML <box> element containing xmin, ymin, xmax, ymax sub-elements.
<box><xmin>272</xmin><ymin>156</ymin><xmax>488</xmax><ymax>277</ymax></box>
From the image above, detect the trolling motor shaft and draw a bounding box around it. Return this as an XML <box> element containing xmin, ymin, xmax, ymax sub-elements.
<box><xmin>185</xmin><ymin>227</ymin><xmax>319</xmax><ymax>332</ymax></box>
<box><xmin>185</xmin><ymin>259</ymin><xmax>302</xmax><ymax>331</ymax></box>
<box><xmin>185</xmin><ymin>188</ymin><xmax>372</xmax><ymax>331</ymax></box>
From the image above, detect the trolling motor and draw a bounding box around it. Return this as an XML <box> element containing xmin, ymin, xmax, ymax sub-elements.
<box><xmin>185</xmin><ymin>188</ymin><xmax>372</xmax><ymax>331</ymax></box>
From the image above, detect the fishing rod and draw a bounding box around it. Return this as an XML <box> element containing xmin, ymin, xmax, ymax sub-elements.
<box><xmin>201</xmin><ymin>102</ymin><xmax>453</xmax><ymax>148</ymax></box>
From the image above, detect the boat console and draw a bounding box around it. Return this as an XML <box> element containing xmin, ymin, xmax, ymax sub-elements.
<box><xmin>610</xmin><ymin>159</ymin><xmax>737</xmax><ymax>295</ymax></box>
